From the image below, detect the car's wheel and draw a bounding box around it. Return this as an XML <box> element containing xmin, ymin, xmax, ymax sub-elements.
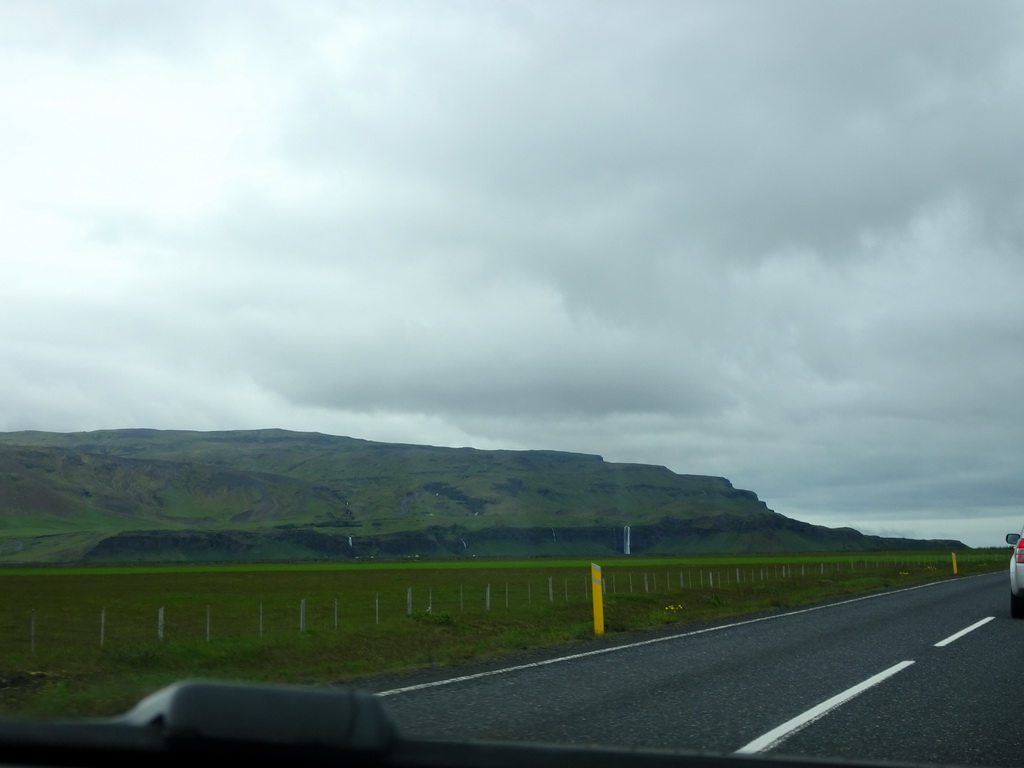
<box><xmin>1011</xmin><ymin>593</ymin><xmax>1024</xmax><ymax>619</ymax></box>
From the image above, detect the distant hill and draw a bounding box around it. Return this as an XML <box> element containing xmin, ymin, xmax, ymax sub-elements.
<box><xmin>0</xmin><ymin>429</ymin><xmax>965</xmax><ymax>562</ymax></box>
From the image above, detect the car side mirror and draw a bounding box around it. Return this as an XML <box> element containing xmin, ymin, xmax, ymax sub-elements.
<box><xmin>1007</xmin><ymin>533</ymin><xmax>1020</xmax><ymax>545</ymax></box>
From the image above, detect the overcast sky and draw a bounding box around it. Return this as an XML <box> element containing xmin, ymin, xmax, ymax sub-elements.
<box><xmin>3</xmin><ymin>1</ymin><xmax>1023</xmax><ymax>547</ymax></box>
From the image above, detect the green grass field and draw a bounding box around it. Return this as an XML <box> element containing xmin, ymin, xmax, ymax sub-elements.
<box><xmin>0</xmin><ymin>550</ymin><xmax>1006</xmax><ymax>718</ymax></box>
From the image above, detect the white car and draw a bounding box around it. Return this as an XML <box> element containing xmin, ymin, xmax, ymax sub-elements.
<box><xmin>1007</xmin><ymin>531</ymin><xmax>1024</xmax><ymax>618</ymax></box>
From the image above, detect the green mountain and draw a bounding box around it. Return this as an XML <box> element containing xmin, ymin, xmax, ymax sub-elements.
<box><xmin>0</xmin><ymin>429</ymin><xmax>964</xmax><ymax>562</ymax></box>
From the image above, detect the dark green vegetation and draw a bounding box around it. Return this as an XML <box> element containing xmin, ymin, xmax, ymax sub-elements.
<box><xmin>0</xmin><ymin>552</ymin><xmax>1003</xmax><ymax>717</ymax></box>
<box><xmin>0</xmin><ymin>429</ymin><xmax>965</xmax><ymax>563</ymax></box>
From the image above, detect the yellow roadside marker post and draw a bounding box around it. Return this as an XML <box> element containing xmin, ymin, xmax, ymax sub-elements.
<box><xmin>951</xmin><ymin>553</ymin><xmax>958</xmax><ymax>575</ymax></box>
<box><xmin>591</xmin><ymin>563</ymin><xmax>604</xmax><ymax>635</ymax></box>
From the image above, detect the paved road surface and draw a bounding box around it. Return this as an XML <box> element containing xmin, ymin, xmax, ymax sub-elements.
<box><xmin>372</xmin><ymin>572</ymin><xmax>1017</xmax><ymax>766</ymax></box>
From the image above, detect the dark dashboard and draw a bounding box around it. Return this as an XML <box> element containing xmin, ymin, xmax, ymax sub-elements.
<box><xmin>0</xmin><ymin>680</ymin><xmax>957</xmax><ymax>768</ymax></box>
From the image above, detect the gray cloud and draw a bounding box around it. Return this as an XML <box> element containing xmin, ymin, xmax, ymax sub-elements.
<box><xmin>3</xmin><ymin>1</ymin><xmax>1024</xmax><ymax>546</ymax></box>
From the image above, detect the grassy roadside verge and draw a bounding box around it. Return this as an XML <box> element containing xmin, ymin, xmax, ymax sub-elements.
<box><xmin>0</xmin><ymin>552</ymin><xmax>1005</xmax><ymax>718</ymax></box>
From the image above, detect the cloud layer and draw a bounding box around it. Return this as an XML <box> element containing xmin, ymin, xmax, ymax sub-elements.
<box><xmin>3</xmin><ymin>1</ymin><xmax>1024</xmax><ymax>546</ymax></box>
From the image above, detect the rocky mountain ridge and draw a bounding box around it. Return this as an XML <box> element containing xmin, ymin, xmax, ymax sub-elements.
<box><xmin>0</xmin><ymin>429</ymin><xmax>965</xmax><ymax>562</ymax></box>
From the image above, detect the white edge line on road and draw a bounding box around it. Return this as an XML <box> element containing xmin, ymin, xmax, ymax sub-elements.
<box><xmin>734</xmin><ymin>661</ymin><xmax>916</xmax><ymax>755</ymax></box>
<box><xmin>934</xmin><ymin>616</ymin><xmax>995</xmax><ymax>647</ymax></box>
<box><xmin>375</xmin><ymin>578</ymin><xmax>955</xmax><ymax>697</ymax></box>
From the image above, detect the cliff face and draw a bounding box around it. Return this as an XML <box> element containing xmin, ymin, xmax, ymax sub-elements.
<box><xmin>0</xmin><ymin>429</ymin><xmax>965</xmax><ymax>563</ymax></box>
<box><xmin>79</xmin><ymin>514</ymin><xmax>964</xmax><ymax>563</ymax></box>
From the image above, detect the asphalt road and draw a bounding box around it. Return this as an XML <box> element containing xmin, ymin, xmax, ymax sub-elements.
<box><xmin>372</xmin><ymin>571</ymin><xmax>1018</xmax><ymax>766</ymax></box>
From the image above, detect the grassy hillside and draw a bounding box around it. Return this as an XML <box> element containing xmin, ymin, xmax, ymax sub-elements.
<box><xmin>0</xmin><ymin>429</ymin><xmax>965</xmax><ymax>562</ymax></box>
<box><xmin>0</xmin><ymin>429</ymin><xmax>763</xmax><ymax>530</ymax></box>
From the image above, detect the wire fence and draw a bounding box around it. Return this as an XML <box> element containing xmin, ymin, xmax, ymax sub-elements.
<box><xmin>1</xmin><ymin>552</ymin><xmax>1004</xmax><ymax>658</ymax></box>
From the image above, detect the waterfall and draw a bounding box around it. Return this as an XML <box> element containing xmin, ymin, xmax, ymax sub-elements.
<box><xmin>623</xmin><ymin>525</ymin><xmax>631</xmax><ymax>555</ymax></box>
